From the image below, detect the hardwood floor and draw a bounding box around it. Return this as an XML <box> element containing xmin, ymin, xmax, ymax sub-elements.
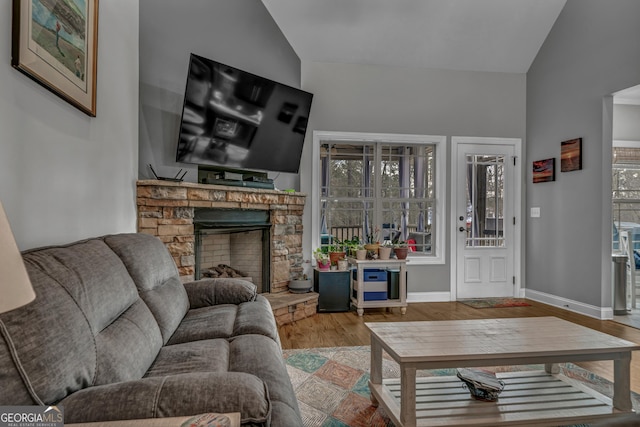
<box><xmin>278</xmin><ymin>300</ymin><xmax>640</xmax><ymax>394</ymax></box>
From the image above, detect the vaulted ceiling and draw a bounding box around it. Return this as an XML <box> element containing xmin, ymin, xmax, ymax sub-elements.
<box><xmin>261</xmin><ymin>0</ymin><xmax>567</xmax><ymax>74</ymax></box>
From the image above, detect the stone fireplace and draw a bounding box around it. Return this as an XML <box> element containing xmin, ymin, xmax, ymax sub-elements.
<box><xmin>136</xmin><ymin>180</ymin><xmax>318</xmax><ymax>325</ymax></box>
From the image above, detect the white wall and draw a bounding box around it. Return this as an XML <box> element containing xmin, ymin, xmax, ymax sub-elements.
<box><xmin>0</xmin><ymin>1</ymin><xmax>139</xmax><ymax>250</ymax></box>
<box><xmin>614</xmin><ymin>104</ymin><xmax>640</xmax><ymax>141</ymax></box>
<box><xmin>527</xmin><ymin>0</ymin><xmax>640</xmax><ymax>309</ymax></box>
<box><xmin>300</xmin><ymin>61</ymin><xmax>526</xmax><ymax>294</ymax></box>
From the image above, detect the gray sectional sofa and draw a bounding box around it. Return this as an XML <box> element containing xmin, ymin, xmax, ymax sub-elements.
<box><xmin>0</xmin><ymin>233</ymin><xmax>302</xmax><ymax>426</ymax></box>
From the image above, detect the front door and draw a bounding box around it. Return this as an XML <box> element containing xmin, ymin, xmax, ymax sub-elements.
<box><xmin>453</xmin><ymin>138</ymin><xmax>520</xmax><ymax>299</ymax></box>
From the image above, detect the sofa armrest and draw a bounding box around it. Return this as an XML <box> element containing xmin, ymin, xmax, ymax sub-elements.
<box><xmin>66</xmin><ymin>413</ymin><xmax>241</xmax><ymax>427</ymax></box>
<box><xmin>183</xmin><ymin>278</ymin><xmax>257</xmax><ymax>308</ymax></box>
<box><xmin>60</xmin><ymin>372</ymin><xmax>269</xmax><ymax>425</ymax></box>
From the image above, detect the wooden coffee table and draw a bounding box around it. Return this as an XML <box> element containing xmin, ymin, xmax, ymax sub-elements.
<box><xmin>366</xmin><ymin>317</ymin><xmax>640</xmax><ymax>427</ymax></box>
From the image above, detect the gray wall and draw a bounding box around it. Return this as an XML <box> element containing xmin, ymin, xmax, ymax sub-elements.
<box><xmin>614</xmin><ymin>104</ymin><xmax>640</xmax><ymax>141</ymax></box>
<box><xmin>300</xmin><ymin>61</ymin><xmax>526</xmax><ymax>294</ymax></box>
<box><xmin>0</xmin><ymin>0</ymin><xmax>139</xmax><ymax>250</ymax></box>
<box><xmin>139</xmin><ymin>0</ymin><xmax>302</xmax><ymax>190</ymax></box>
<box><xmin>527</xmin><ymin>0</ymin><xmax>640</xmax><ymax>307</ymax></box>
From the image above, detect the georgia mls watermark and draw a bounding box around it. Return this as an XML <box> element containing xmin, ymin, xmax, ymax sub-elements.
<box><xmin>0</xmin><ymin>406</ymin><xmax>63</xmax><ymax>427</ymax></box>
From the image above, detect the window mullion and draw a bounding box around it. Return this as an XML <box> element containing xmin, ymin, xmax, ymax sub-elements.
<box><xmin>374</xmin><ymin>143</ymin><xmax>382</xmax><ymax>236</ymax></box>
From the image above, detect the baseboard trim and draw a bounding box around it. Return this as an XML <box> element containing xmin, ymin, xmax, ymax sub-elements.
<box><xmin>524</xmin><ymin>289</ymin><xmax>613</xmax><ymax>320</ymax></box>
<box><xmin>408</xmin><ymin>292</ymin><xmax>451</xmax><ymax>303</ymax></box>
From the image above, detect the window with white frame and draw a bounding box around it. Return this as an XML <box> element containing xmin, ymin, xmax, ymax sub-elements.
<box><xmin>314</xmin><ymin>133</ymin><xmax>445</xmax><ymax>263</ymax></box>
<box><xmin>612</xmin><ymin>143</ymin><xmax>640</xmax><ymax>251</ymax></box>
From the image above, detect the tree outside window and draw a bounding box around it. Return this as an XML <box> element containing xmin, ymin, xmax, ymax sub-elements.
<box><xmin>319</xmin><ymin>141</ymin><xmax>436</xmax><ymax>256</ymax></box>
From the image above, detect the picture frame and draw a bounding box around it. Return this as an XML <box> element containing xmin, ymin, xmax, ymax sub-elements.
<box><xmin>561</xmin><ymin>137</ymin><xmax>582</xmax><ymax>172</ymax></box>
<box><xmin>533</xmin><ymin>158</ymin><xmax>555</xmax><ymax>183</ymax></box>
<box><xmin>12</xmin><ymin>0</ymin><xmax>99</xmax><ymax>116</ymax></box>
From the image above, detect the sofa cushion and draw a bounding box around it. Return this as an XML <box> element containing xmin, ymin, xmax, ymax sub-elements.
<box><xmin>104</xmin><ymin>234</ymin><xmax>190</xmax><ymax>344</ymax></box>
<box><xmin>166</xmin><ymin>305</ymin><xmax>237</xmax><ymax>346</ymax></box>
<box><xmin>28</xmin><ymin>239</ymin><xmax>140</xmax><ymax>335</ymax></box>
<box><xmin>94</xmin><ymin>299</ymin><xmax>163</xmax><ymax>385</ymax></box>
<box><xmin>144</xmin><ymin>336</ymin><xmax>299</xmax><ymax>426</ymax></box>
<box><xmin>0</xmin><ymin>337</ymin><xmax>37</xmax><ymax>404</ymax></box>
<box><xmin>233</xmin><ymin>295</ymin><xmax>279</xmax><ymax>342</ymax></box>
<box><xmin>229</xmin><ymin>335</ymin><xmax>301</xmax><ymax>427</ymax></box>
<box><xmin>166</xmin><ymin>296</ymin><xmax>278</xmax><ymax>345</ymax></box>
<box><xmin>0</xmin><ymin>263</ymin><xmax>95</xmax><ymax>405</ymax></box>
<box><xmin>0</xmin><ymin>238</ymin><xmax>162</xmax><ymax>405</ymax></box>
<box><xmin>145</xmin><ymin>339</ymin><xmax>231</xmax><ymax>377</ymax></box>
<box><xmin>183</xmin><ymin>278</ymin><xmax>257</xmax><ymax>307</ymax></box>
<box><xmin>59</xmin><ymin>372</ymin><xmax>271</xmax><ymax>425</ymax></box>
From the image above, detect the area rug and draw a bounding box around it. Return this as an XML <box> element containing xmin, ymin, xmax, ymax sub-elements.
<box><xmin>458</xmin><ymin>297</ymin><xmax>531</xmax><ymax>308</ymax></box>
<box><xmin>283</xmin><ymin>346</ymin><xmax>640</xmax><ymax>427</ymax></box>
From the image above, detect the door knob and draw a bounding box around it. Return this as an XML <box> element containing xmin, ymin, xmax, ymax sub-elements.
<box><xmin>459</xmin><ymin>227</ymin><xmax>465</xmax><ymax>232</ymax></box>
<box><xmin>459</xmin><ymin>216</ymin><xmax>464</xmax><ymax>221</ymax></box>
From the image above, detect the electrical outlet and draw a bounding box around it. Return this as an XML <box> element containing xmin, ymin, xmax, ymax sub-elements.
<box><xmin>531</xmin><ymin>207</ymin><xmax>541</xmax><ymax>218</ymax></box>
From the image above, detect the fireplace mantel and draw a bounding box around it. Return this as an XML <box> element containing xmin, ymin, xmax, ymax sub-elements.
<box><xmin>136</xmin><ymin>180</ymin><xmax>306</xmax><ymax>294</ymax></box>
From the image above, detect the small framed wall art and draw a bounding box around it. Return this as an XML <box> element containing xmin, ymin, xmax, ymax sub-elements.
<box><xmin>561</xmin><ymin>137</ymin><xmax>582</xmax><ymax>172</ymax></box>
<box><xmin>533</xmin><ymin>158</ymin><xmax>555</xmax><ymax>183</ymax></box>
<box><xmin>11</xmin><ymin>0</ymin><xmax>99</xmax><ymax>116</ymax></box>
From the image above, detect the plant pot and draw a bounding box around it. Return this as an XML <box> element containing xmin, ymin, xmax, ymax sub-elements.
<box><xmin>355</xmin><ymin>249</ymin><xmax>367</xmax><ymax>260</ymax></box>
<box><xmin>378</xmin><ymin>246</ymin><xmax>392</xmax><ymax>260</ymax></box>
<box><xmin>317</xmin><ymin>259</ymin><xmax>330</xmax><ymax>271</ymax></box>
<box><xmin>364</xmin><ymin>243</ymin><xmax>380</xmax><ymax>251</ymax></box>
<box><xmin>329</xmin><ymin>251</ymin><xmax>346</xmax><ymax>266</ymax></box>
<box><xmin>337</xmin><ymin>259</ymin><xmax>349</xmax><ymax>271</ymax></box>
<box><xmin>288</xmin><ymin>279</ymin><xmax>312</xmax><ymax>294</ymax></box>
<box><xmin>394</xmin><ymin>247</ymin><xmax>409</xmax><ymax>260</ymax></box>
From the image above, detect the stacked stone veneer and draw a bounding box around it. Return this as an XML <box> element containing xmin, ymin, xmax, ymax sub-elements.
<box><xmin>136</xmin><ymin>180</ymin><xmax>306</xmax><ymax>294</ymax></box>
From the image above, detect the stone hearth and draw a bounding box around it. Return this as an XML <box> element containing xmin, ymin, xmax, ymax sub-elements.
<box><xmin>136</xmin><ymin>180</ymin><xmax>310</xmax><ymax>300</ymax></box>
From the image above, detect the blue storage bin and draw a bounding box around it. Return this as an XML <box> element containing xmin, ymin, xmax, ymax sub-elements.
<box><xmin>363</xmin><ymin>269</ymin><xmax>386</xmax><ymax>282</ymax></box>
<box><xmin>364</xmin><ymin>291</ymin><xmax>388</xmax><ymax>301</ymax></box>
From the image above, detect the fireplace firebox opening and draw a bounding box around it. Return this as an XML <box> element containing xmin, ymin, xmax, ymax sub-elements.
<box><xmin>194</xmin><ymin>208</ymin><xmax>270</xmax><ymax>293</ymax></box>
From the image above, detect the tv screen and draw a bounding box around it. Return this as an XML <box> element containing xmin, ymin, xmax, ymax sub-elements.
<box><xmin>175</xmin><ymin>53</ymin><xmax>313</xmax><ymax>174</ymax></box>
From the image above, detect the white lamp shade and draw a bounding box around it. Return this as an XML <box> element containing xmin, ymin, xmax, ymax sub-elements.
<box><xmin>0</xmin><ymin>202</ymin><xmax>36</xmax><ymax>313</ymax></box>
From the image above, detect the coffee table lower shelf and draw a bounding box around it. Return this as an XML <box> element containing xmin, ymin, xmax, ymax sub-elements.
<box><xmin>370</xmin><ymin>370</ymin><xmax>629</xmax><ymax>427</ymax></box>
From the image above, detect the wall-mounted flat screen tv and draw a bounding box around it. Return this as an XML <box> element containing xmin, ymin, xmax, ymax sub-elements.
<box><xmin>175</xmin><ymin>53</ymin><xmax>313</xmax><ymax>174</ymax></box>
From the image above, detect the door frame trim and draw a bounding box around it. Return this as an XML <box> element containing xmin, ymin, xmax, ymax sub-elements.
<box><xmin>449</xmin><ymin>136</ymin><xmax>523</xmax><ymax>301</ymax></box>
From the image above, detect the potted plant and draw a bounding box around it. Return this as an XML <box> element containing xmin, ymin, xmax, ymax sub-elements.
<box><xmin>351</xmin><ymin>237</ymin><xmax>367</xmax><ymax>260</ymax></box>
<box><xmin>393</xmin><ymin>241</ymin><xmax>409</xmax><ymax>260</ymax></box>
<box><xmin>378</xmin><ymin>240</ymin><xmax>393</xmax><ymax>260</ymax></box>
<box><xmin>337</xmin><ymin>256</ymin><xmax>349</xmax><ymax>271</ymax></box>
<box><xmin>314</xmin><ymin>248</ymin><xmax>331</xmax><ymax>271</ymax></box>
<box><xmin>343</xmin><ymin>237</ymin><xmax>363</xmax><ymax>258</ymax></box>
<box><xmin>364</xmin><ymin>226</ymin><xmax>381</xmax><ymax>252</ymax></box>
<box><xmin>327</xmin><ymin>238</ymin><xmax>346</xmax><ymax>266</ymax></box>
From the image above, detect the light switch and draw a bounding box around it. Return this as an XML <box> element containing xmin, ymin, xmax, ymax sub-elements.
<box><xmin>531</xmin><ymin>207</ymin><xmax>541</xmax><ymax>218</ymax></box>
